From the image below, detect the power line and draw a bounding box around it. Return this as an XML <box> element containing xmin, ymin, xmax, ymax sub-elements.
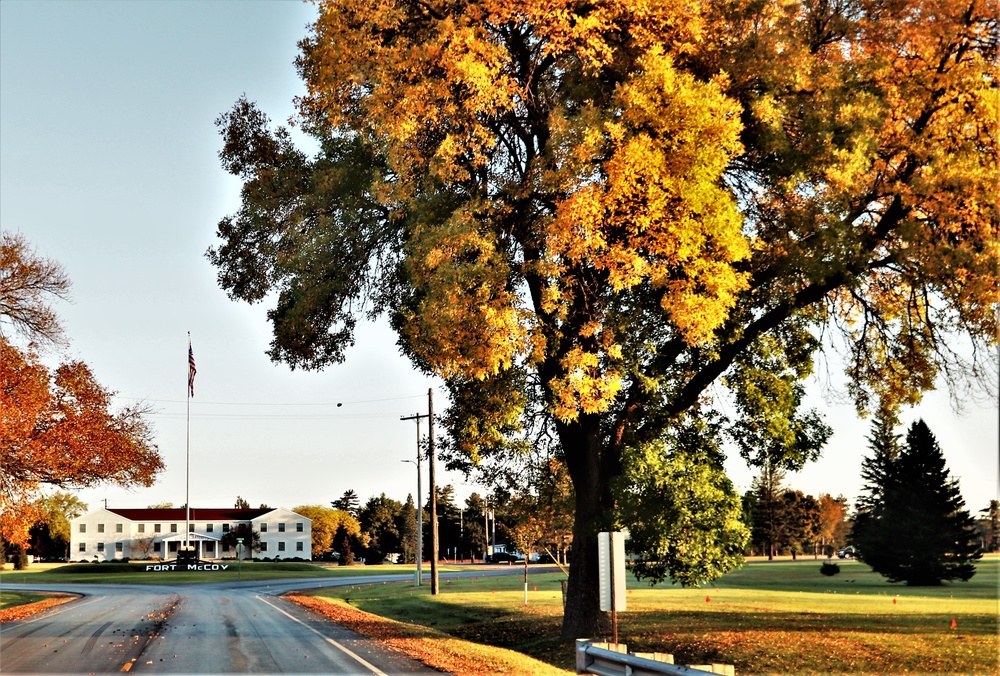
<box><xmin>113</xmin><ymin>393</ymin><xmax>426</xmax><ymax>407</ymax></box>
<box><xmin>149</xmin><ymin>412</ymin><xmax>400</xmax><ymax>421</ymax></box>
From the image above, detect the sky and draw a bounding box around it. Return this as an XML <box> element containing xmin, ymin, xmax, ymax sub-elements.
<box><xmin>2</xmin><ymin>1</ymin><xmax>997</xmax><ymax>518</ymax></box>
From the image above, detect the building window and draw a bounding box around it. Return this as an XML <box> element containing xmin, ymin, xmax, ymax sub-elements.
<box><xmin>115</xmin><ymin>542</ymin><xmax>123</xmax><ymax>552</ymax></box>
<box><xmin>154</xmin><ymin>543</ymin><xmax>161</xmax><ymax>552</ymax></box>
<box><xmin>168</xmin><ymin>542</ymin><xmax>178</xmax><ymax>553</ymax></box>
<box><xmin>205</xmin><ymin>542</ymin><xmax>215</xmax><ymax>553</ymax></box>
<box><xmin>278</xmin><ymin>523</ymin><xmax>285</xmax><ymax>532</ymax></box>
<box><xmin>98</xmin><ymin>524</ymin><xmax>105</xmax><ymax>533</ymax></box>
<box><xmin>259</xmin><ymin>542</ymin><xmax>268</xmax><ymax>551</ymax></box>
<box><xmin>223</xmin><ymin>523</ymin><xmax>230</xmax><ymax>533</ymax></box>
<box><xmin>189</xmin><ymin>524</ymin><xmax>195</xmax><ymax>532</ymax></box>
<box><xmin>116</xmin><ymin>524</ymin><xmax>123</xmax><ymax>533</ymax></box>
<box><xmin>278</xmin><ymin>542</ymin><xmax>286</xmax><ymax>552</ymax></box>
<box><xmin>206</xmin><ymin>523</ymin><xmax>213</xmax><ymax>532</ymax></box>
<box><xmin>155</xmin><ymin>524</ymin><xmax>162</xmax><ymax>533</ymax></box>
<box><xmin>138</xmin><ymin>524</ymin><xmax>145</xmax><ymax>533</ymax></box>
<box><xmin>296</xmin><ymin>542</ymin><xmax>303</xmax><ymax>552</ymax></box>
<box><xmin>79</xmin><ymin>542</ymin><xmax>86</xmax><ymax>552</ymax></box>
<box><xmin>223</xmin><ymin>543</ymin><xmax>230</xmax><ymax>552</ymax></box>
<box><xmin>97</xmin><ymin>543</ymin><xmax>105</xmax><ymax>552</ymax></box>
<box><xmin>260</xmin><ymin>523</ymin><xmax>267</xmax><ymax>532</ymax></box>
<box><xmin>296</xmin><ymin>523</ymin><xmax>303</xmax><ymax>532</ymax></box>
<box><xmin>171</xmin><ymin>524</ymin><xmax>178</xmax><ymax>533</ymax></box>
<box><xmin>79</xmin><ymin>524</ymin><xmax>86</xmax><ymax>533</ymax></box>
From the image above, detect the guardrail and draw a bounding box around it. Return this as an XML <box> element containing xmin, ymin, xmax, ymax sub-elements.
<box><xmin>575</xmin><ymin>640</ymin><xmax>735</xmax><ymax>676</ymax></box>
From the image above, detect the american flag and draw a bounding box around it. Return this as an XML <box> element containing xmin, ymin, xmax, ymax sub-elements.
<box><xmin>188</xmin><ymin>340</ymin><xmax>197</xmax><ymax>397</ymax></box>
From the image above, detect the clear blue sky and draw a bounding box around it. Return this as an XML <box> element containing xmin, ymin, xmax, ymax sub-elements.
<box><xmin>2</xmin><ymin>0</ymin><xmax>997</xmax><ymax>516</ymax></box>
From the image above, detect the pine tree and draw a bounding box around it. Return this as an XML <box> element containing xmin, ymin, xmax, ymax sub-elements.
<box><xmin>398</xmin><ymin>494</ymin><xmax>418</xmax><ymax>564</ymax></box>
<box><xmin>853</xmin><ymin>419</ymin><xmax>981</xmax><ymax>585</ymax></box>
<box><xmin>331</xmin><ymin>490</ymin><xmax>360</xmax><ymax>517</ymax></box>
<box><xmin>856</xmin><ymin>409</ymin><xmax>902</xmax><ymax>515</ymax></box>
<box><xmin>750</xmin><ymin>461</ymin><xmax>787</xmax><ymax>560</ymax></box>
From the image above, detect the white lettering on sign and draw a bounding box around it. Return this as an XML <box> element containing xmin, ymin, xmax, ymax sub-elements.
<box><xmin>143</xmin><ymin>563</ymin><xmax>230</xmax><ymax>572</ymax></box>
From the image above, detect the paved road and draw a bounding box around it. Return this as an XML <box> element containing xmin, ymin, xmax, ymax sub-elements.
<box><xmin>0</xmin><ymin>573</ymin><xmax>457</xmax><ymax>674</ymax></box>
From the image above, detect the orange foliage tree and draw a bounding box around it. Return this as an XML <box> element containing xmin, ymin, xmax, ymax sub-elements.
<box><xmin>1</xmin><ymin>235</ymin><xmax>163</xmax><ymax>546</ymax></box>
<box><xmin>209</xmin><ymin>0</ymin><xmax>998</xmax><ymax>637</ymax></box>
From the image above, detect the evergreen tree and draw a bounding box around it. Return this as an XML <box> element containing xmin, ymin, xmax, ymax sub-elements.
<box><xmin>332</xmin><ymin>490</ymin><xmax>360</xmax><ymax>517</ymax></box>
<box><xmin>333</xmin><ymin>524</ymin><xmax>356</xmax><ymax>566</ymax></box>
<box><xmin>750</xmin><ymin>461</ymin><xmax>787</xmax><ymax>560</ymax></box>
<box><xmin>398</xmin><ymin>494</ymin><xmax>419</xmax><ymax>564</ymax></box>
<box><xmin>856</xmin><ymin>409</ymin><xmax>902</xmax><ymax>515</ymax></box>
<box><xmin>853</xmin><ymin>419</ymin><xmax>981</xmax><ymax>585</ymax></box>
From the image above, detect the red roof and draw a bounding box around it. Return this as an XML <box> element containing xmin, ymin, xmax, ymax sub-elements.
<box><xmin>107</xmin><ymin>508</ymin><xmax>274</xmax><ymax>522</ymax></box>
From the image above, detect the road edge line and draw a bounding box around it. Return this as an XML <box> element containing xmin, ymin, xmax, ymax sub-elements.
<box><xmin>255</xmin><ymin>595</ymin><xmax>387</xmax><ymax>676</ymax></box>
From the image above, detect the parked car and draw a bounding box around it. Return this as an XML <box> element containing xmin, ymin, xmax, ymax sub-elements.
<box><xmin>837</xmin><ymin>546</ymin><xmax>857</xmax><ymax>559</ymax></box>
<box><xmin>486</xmin><ymin>552</ymin><xmax>523</xmax><ymax>564</ymax></box>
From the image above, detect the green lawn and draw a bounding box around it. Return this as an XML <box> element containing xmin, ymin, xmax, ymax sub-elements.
<box><xmin>0</xmin><ymin>561</ymin><xmax>460</xmax><ymax>585</ymax></box>
<box><xmin>0</xmin><ymin>591</ymin><xmax>52</xmax><ymax>611</ymax></box>
<box><xmin>303</xmin><ymin>555</ymin><xmax>1000</xmax><ymax>675</ymax></box>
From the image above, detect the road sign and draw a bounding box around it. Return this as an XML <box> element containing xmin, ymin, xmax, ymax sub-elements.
<box><xmin>598</xmin><ymin>531</ymin><xmax>626</xmax><ymax>613</ymax></box>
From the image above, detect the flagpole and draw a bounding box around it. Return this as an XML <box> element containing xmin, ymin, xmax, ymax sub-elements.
<box><xmin>185</xmin><ymin>332</ymin><xmax>192</xmax><ymax>557</ymax></box>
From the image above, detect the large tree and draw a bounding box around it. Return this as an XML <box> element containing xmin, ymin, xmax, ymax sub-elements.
<box><xmin>2</xmin><ymin>235</ymin><xmax>163</xmax><ymax>546</ymax></box>
<box><xmin>816</xmin><ymin>493</ymin><xmax>850</xmax><ymax>556</ymax></box>
<box><xmin>398</xmin><ymin>494</ymin><xmax>420</xmax><ymax>564</ymax></box>
<box><xmin>749</xmin><ymin>461</ymin><xmax>787</xmax><ymax>560</ymax></box>
<box><xmin>28</xmin><ymin>491</ymin><xmax>88</xmax><ymax>560</ymax></box>
<box><xmin>293</xmin><ymin>504</ymin><xmax>361</xmax><ymax>558</ymax></box>
<box><xmin>853</xmin><ymin>419</ymin><xmax>982</xmax><ymax>585</ymax></box>
<box><xmin>0</xmin><ymin>232</ymin><xmax>70</xmax><ymax>346</ymax></box>
<box><xmin>209</xmin><ymin>0</ymin><xmax>998</xmax><ymax>636</ymax></box>
<box><xmin>615</xmin><ymin>413</ymin><xmax>748</xmax><ymax>583</ymax></box>
<box><xmin>777</xmin><ymin>490</ymin><xmax>821</xmax><ymax>559</ymax></box>
<box><xmin>359</xmin><ymin>493</ymin><xmax>403</xmax><ymax>562</ymax></box>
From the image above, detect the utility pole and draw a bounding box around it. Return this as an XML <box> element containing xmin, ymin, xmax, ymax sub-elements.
<box><xmin>400</xmin><ymin>414</ymin><xmax>425</xmax><ymax>587</ymax></box>
<box><xmin>401</xmin><ymin>388</ymin><xmax>439</xmax><ymax>594</ymax></box>
<box><xmin>427</xmin><ymin>388</ymin><xmax>439</xmax><ymax>594</ymax></box>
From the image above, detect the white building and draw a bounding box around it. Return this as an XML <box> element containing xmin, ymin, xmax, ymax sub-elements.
<box><xmin>70</xmin><ymin>507</ymin><xmax>312</xmax><ymax>561</ymax></box>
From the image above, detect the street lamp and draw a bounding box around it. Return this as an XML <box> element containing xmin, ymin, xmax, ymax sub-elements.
<box><xmin>402</xmin><ymin>459</ymin><xmax>423</xmax><ymax>586</ymax></box>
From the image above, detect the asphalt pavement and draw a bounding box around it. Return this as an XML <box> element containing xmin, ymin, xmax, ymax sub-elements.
<box><xmin>0</xmin><ymin>572</ymin><xmax>462</xmax><ymax>674</ymax></box>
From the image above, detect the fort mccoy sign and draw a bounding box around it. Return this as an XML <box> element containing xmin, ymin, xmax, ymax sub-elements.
<box><xmin>145</xmin><ymin>563</ymin><xmax>230</xmax><ymax>572</ymax></box>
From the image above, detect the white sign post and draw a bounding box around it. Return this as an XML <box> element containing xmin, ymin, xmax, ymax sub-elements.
<box><xmin>598</xmin><ymin>531</ymin><xmax>626</xmax><ymax>645</ymax></box>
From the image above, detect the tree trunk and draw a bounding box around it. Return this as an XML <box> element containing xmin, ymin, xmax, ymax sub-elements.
<box><xmin>559</xmin><ymin>414</ymin><xmax>616</xmax><ymax>639</ymax></box>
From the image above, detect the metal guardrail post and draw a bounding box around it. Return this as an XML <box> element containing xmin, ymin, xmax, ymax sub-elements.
<box><xmin>575</xmin><ymin>639</ymin><xmax>733</xmax><ymax>676</ymax></box>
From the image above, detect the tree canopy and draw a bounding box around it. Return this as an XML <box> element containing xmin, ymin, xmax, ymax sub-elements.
<box><xmin>293</xmin><ymin>504</ymin><xmax>361</xmax><ymax>558</ymax></box>
<box><xmin>209</xmin><ymin>0</ymin><xmax>998</xmax><ymax>636</ymax></box>
<box><xmin>0</xmin><ymin>232</ymin><xmax>70</xmax><ymax>346</ymax></box>
<box><xmin>1</xmin><ymin>235</ymin><xmax>163</xmax><ymax>546</ymax></box>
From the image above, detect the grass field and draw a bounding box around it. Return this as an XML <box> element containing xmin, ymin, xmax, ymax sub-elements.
<box><xmin>0</xmin><ymin>590</ymin><xmax>52</xmax><ymax>610</ymax></box>
<box><xmin>0</xmin><ymin>561</ymin><xmax>458</xmax><ymax>585</ymax></box>
<box><xmin>3</xmin><ymin>556</ymin><xmax>997</xmax><ymax>673</ymax></box>
<box><xmin>301</xmin><ymin>555</ymin><xmax>1000</xmax><ymax>675</ymax></box>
